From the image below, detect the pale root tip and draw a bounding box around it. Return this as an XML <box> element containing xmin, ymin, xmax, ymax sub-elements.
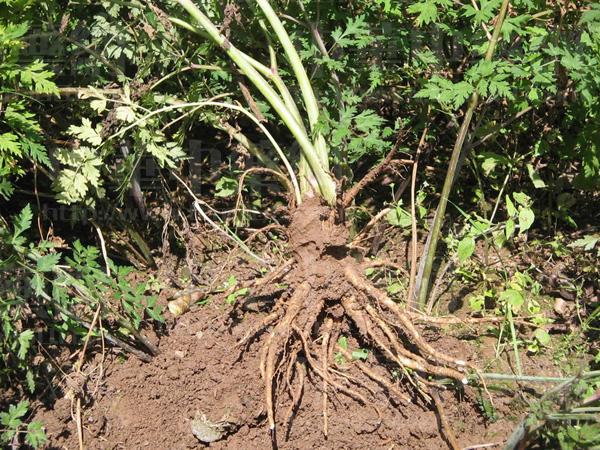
<box><xmin>462</xmin><ymin>378</ymin><xmax>468</xmax><ymax>385</ymax></box>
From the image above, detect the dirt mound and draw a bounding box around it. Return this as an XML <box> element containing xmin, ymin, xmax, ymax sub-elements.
<box><xmin>34</xmin><ymin>201</ymin><xmax>521</xmax><ymax>449</ymax></box>
<box><xmin>35</xmin><ymin>302</ymin><xmax>515</xmax><ymax>449</ymax></box>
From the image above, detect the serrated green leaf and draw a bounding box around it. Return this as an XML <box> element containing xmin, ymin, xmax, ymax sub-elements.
<box><xmin>90</xmin><ymin>98</ymin><xmax>107</xmax><ymax>113</ymax></box>
<box><xmin>0</xmin><ymin>133</ymin><xmax>21</xmax><ymax>154</ymax></box>
<box><xmin>26</xmin><ymin>421</ymin><xmax>46</xmax><ymax>448</ymax></box>
<box><xmin>68</xmin><ymin>118</ymin><xmax>102</xmax><ymax>146</ymax></box>
<box><xmin>13</xmin><ymin>204</ymin><xmax>32</xmax><ymax>237</ymax></box>
<box><xmin>20</xmin><ymin>60</ymin><xmax>58</xmax><ymax>95</ymax></box>
<box><xmin>30</xmin><ymin>272</ymin><xmax>45</xmax><ymax>296</ymax></box>
<box><xmin>36</xmin><ymin>253</ymin><xmax>61</xmax><ymax>272</ymax></box>
<box><xmin>116</xmin><ymin>106</ymin><xmax>136</xmax><ymax>123</ymax></box>
<box><xmin>17</xmin><ymin>330</ymin><xmax>34</xmax><ymax>359</ymax></box>
<box><xmin>568</xmin><ymin>235</ymin><xmax>599</xmax><ymax>251</ymax></box>
<box><xmin>9</xmin><ymin>401</ymin><xmax>28</xmax><ymax>420</ymax></box>
<box><xmin>0</xmin><ymin>178</ymin><xmax>14</xmax><ymax>199</ymax></box>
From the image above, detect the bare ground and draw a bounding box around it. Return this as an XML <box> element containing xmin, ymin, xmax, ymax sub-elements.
<box><xmin>35</xmin><ymin>299</ymin><xmax>521</xmax><ymax>450</ymax></box>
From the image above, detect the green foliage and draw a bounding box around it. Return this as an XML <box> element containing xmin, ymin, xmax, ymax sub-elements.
<box><xmin>0</xmin><ymin>401</ymin><xmax>46</xmax><ymax>448</ymax></box>
<box><xmin>0</xmin><ymin>18</ymin><xmax>57</xmax><ymax>199</ymax></box>
<box><xmin>525</xmin><ymin>373</ymin><xmax>600</xmax><ymax>450</ymax></box>
<box><xmin>0</xmin><ymin>204</ymin><xmax>162</xmax><ymax>392</ymax></box>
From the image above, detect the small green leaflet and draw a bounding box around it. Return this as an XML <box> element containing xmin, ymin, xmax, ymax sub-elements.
<box><xmin>407</xmin><ymin>0</ymin><xmax>452</xmax><ymax>26</ymax></box>
<box><xmin>68</xmin><ymin>118</ymin><xmax>103</xmax><ymax>146</ymax></box>
<box><xmin>0</xmin><ymin>400</ymin><xmax>28</xmax><ymax>429</ymax></box>
<box><xmin>215</xmin><ymin>176</ymin><xmax>238</xmax><ymax>198</ymax></box>
<box><xmin>527</xmin><ymin>164</ymin><xmax>546</xmax><ymax>188</ymax></box>
<box><xmin>26</xmin><ymin>421</ymin><xmax>47</xmax><ymax>448</ymax></box>
<box><xmin>568</xmin><ymin>235</ymin><xmax>599</xmax><ymax>252</ymax></box>
<box><xmin>331</xmin><ymin>15</ymin><xmax>373</xmax><ymax>49</ymax></box>
<box><xmin>518</xmin><ymin>207</ymin><xmax>535</xmax><ymax>233</ymax></box>
<box><xmin>415</xmin><ymin>75</ymin><xmax>474</xmax><ymax>110</ymax></box>
<box><xmin>387</xmin><ymin>282</ymin><xmax>403</xmax><ymax>295</ymax></box>
<box><xmin>513</xmin><ymin>192</ymin><xmax>530</xmax><ymax>206</ymax></box>
<box><xmin>499</xmin><ymin>289</ymin><xmax>524</xmax><ymax>313</ymax></box>
<box><xmin>0</xmin><ymin>179</ymin><xmax>14</xmax><ymax>199</ymax></box>
<box><xmin>479</xmin><ymin>152</ymin><xmax>510</xmax><ymax>176</ymax></box>
<box><xmin>17</xmin><ymin>330</ymin><xmax>34</xmax><ymax>360</ymax></box>
<box><xmin>30</xmin><ymin>273</ymin><xmax>45</xmax><ymax>296</ymax></box>
<box><xmin>457</xmin><ymin>236</ymin><xmax>476</xmax><ymax>263</ymax></box>
<box><xmin>226</xmin><ymin>287</ymin><xmax>249</xmax><ymax>305</ymax></box>
<box><xmin>533</xmin><ymin>328</ymin><xmax>551</xmax><ymax>347</ymax></box>
<box><xmin>506</xmin><ymin>194</ymin><xmax>516</xmax><ymax>217</ymax></box>
<box><xmin>116</xmin><ymin>106</ymin><xmax>136</xmax><ymax>123</ymax></box>
<box><xmin>351</xmin><ymin>349</ymin><xmax>369</xmax><ymax>360</ymax></box>
<box><xmin>22</xmin><ymin>140</ymin><xmax>51</xmax><ymax>168</ymax></box>
<box><xmin>505</xmin><ymin>218</ymin><xmax>516</xmax><ymax>239</ymax></box>
<box><xmin>13</xmin><ymin>204</ymin><xmax>32</xmax><ymax>237</ymax></box>
<box><xmin>386</xmin><ymin>206</ymin><xmax>412</xmax><ymax>228</ymax></box>
<box><xmin>36</xmin><ymin>253</ymin><xmax>61</xmax><ymax>272</ymax></box>
<box><xmin>337</xmin><ymin>336</ymin><xmax>348</xmax><ymax>350</ymax></box>
<box><xmin>0</xmin><ymin>133</ymin><xmax>21</xmax><ymax>154</ymax></box>
<box><xmin>20</xmin><ymin>60</ymin><xmax>59</xmax><ymax>95</ymax></box>
<box><xmin>54</xmin><ymin>147</ymin><xmax>103</xmax><ymax>204</ymax></box>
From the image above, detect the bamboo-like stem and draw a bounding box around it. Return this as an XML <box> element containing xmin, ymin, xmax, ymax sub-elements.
<box><xmin>172</xmin><ymin>17</ymin><xmax>305</xmax><ymax>129</ymax></box>
<box><xmin>478</xmin><ymin>373</ymin><xmax>573</xmax><ymax>383</ymax></box>
<box><xmin>416</xmin><ymin>0</ymin><xmax>511</xmax><ymax>309</ymax></box>
<box><xmin>256</xmin><ymin>0</ymin><xmax>329</xmax><ymax>169</ymax></box>
<box><xmin>174</xmin><ymin>1</ymin><xmax>336</xmax><ymax>203</ymax></box>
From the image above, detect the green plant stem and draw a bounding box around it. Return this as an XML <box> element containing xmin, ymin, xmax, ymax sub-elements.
<box><xmin>256</xmin><ymin>0</ymin><xmax>329</xmax><ymax>168</ymax></box>
<box><xmin>507</xmin><ymin>308</ymin><xmax>523</xmax><ymax>376</ymax></box>
<box><xmin>478</xmin><ymin>373</ymin><xmax>571</xmax><ymax>383</ymax></box>
<box><xmin>171</xmin><ymin>17</ymin><xmax>305</xmax><ymax>128</ymax></box>
<box><xmin>174</xmin><ymin>1</ymin><xmax>336</xmax><ymax>203</ymax></box>
<box><xmin>416</xmin><ymin>0</ymin><xmax>511</xmax><ymax>309</ymax></box>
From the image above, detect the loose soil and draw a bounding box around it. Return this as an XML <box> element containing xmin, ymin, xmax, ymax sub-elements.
<box><xmin>36</xmin><ymin>302</ymin><xmax>519</xmax><ymax>450</ymax></box>
<box><xmin>33</xmin><ymin>199</ymin><xmax>569</xmax><ymax>449</ymax></box>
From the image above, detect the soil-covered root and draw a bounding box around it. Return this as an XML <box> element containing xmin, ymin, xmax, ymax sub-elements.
<box><xmin>235</xmin><ymin>199</ymin><xmax>473</xmax><ymax>444</ymax></box>
<box><xmin>261</xmin><ymin>282</ymin><xmax>310</xmax><ymax>431</ymax></box>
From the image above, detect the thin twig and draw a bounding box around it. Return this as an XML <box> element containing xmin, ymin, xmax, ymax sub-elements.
<box><xmin>343</xmin><ymin>131</ymin><xmax>410</xmax><ymax>208</ymax></box>
<box><xmin>406</xmin><ymin>126</ymin><xmax>429</xmax><ymax>308</ymax></box>
<box><xmin>171</xmin><ymin>171</ymin><xmax>267</xmax><ymax>263</ymax></box>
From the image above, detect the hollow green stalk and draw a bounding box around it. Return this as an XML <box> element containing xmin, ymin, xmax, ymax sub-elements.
<box><xmin>256</xmin><ymin>0</ymin><xmax>329</xmax><ymax>168</ymax></box>
<box><xmin>416</xmin><ymin>0</ymin><xmax>511</xmax><ymax>309</ymax></box>
<box><xmin>174</xmin><ymin>0</ymin><xmax>336</xmax><ymax>204</ymax></box>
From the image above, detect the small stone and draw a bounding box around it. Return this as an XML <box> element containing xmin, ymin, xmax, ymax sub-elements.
<box><xmin>174</xmin><ymin>350</ymin><xmax>186</xmax><ymax>359</ymax></box>
<box><xmin>554</xmin><ymin>298</ymin><xmax>568</xmax><ymax>316</ymax></box>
